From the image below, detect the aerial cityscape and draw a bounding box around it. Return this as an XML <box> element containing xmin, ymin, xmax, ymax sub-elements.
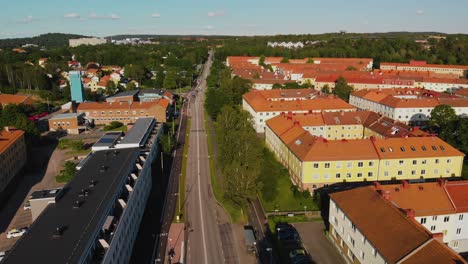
<box><xmin>0</xmin><ymin>1</ymin><xmax>467</xmax><ymax>264</ymax></box>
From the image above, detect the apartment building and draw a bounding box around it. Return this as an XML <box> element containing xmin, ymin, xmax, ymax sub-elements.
<box><xmin>4</xmin><ymin>118</ymin><xmax>162</xmax><ymax>264</ymax></box>
<box><xmin>77</xmin><ymin>99</ymin><xmax>169</xmax><ymax>125</ymax></box>
<box><xmin>380</xmin><ymin>60</ymin><xmax>468</xmax><ymax>78</ymax></box>
<box><xmin>350</xmin><ymin>88</ymin><xmax>468</xmax><ymax>123</ymax></box>
<box><xmin>0</xmin><ymin>127</ymin><xmax>27</xmax><ymax>194</ymax></box>
<box><xmin>265</xmin><ymin>115</ymin><xmax>464</xmax><ymax>191</ymax></box>
<box><xmin>329</xmin><ymin>186</ymin><xmax>466</xmax><ymax>264</ymax></box>
<box><xmin>242</xmin><ymin>89</ymin><xmax>356</xmax><ymax>133</ymax></box>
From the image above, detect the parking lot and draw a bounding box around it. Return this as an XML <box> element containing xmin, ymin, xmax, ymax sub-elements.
<box><xmin>293</xmin><ymin>222</ymin><xmax>345</xmax><ymax>264</ymax></box>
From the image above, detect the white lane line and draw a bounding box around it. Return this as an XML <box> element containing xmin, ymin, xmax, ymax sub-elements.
<box><xmin>196</xmin><ymin>93</ymin><xmax>209</xmax><ymax>264</ymax></box>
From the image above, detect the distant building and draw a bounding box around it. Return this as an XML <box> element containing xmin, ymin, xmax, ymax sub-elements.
<box><xmin>0</xmin><ymin>127</ymin><xmax>27</xmax><ymax>194</ymax></box>
<box><xmin>4</xmin><ymin>118</ymin><xmax>162</xmax><ymax>264</ymax></box>
<box><xmin>69</xmin><ymin>71</ymin><xmax>85</xmax><ymax>103</ymax></box>
<box><xmin>48</xmin><ymin>113</ymin><xmax>85</xmax><ymax>134</ymax></box>
<box><xmin>69</xmin><ymin>38</ymin><xmax>107</xmax><ymax>47</ymax></box>
<box><xmin>329</xmin><ymin>185</ymin><xmax>466</xmax><ymax>264</ymax></box>
<box><xmin>380</xmin><ymin>60</ymin><xmax>468</xmax><ymax>78</ymax></box>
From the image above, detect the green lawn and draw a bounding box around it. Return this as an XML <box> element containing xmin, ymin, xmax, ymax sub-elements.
<box><xmin>205</xmin><ymin>111</ymin><xmax>246</xmax><ymax>223</ymax></box>
<box><xmin>108</xmin><ymin>125</ymin><xmax>127</xmax><ymax>132</ymax></box>
<box><xmin>259</xmin><ymin>149</ymin><xmax>318</xmax><ymax>212</ymax></box>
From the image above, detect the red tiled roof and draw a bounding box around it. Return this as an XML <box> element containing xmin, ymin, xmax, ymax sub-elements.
<box><xmin>445</xmin><ymin>181</ymin><xmax>468</xmax><ymax>213</ymax></box>
<box><xmin>0</xmin><ymin>94</ymin><xmax>34</xmax><ymax>106</ymax></box>
<box><xmin>0</xmin><ymin>128</ymin><xmax>24</xmax><ymax>155</ymax></box>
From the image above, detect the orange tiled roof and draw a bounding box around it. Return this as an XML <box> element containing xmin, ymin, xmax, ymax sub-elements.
<box><xmin>379</xmin><ymin>182</ymin><xmax>456</xmax><ymax>216</ymax></box>
<box><xmin>401</xmin><ymin>239</ymin><xmax>467</xmax><ymax>264</ymax></box>
<box><xmin>331</xmin><ymin>187</ymin><xmax>433</xmax><ymax>264</ymax></box>
<box><xmin>455</xmin><ymin>88</ymin><xmax>468</xmax><ymax>98</ymax></box>
<box><xmin>0</xmin><ymin>128</ymin><xmax>24</xmax><ymax>155</ymax></box>
<box><xmin>445</xmin><ymin>181</ymin><xmax>468</xmax><ymax>213</ymax></box>
<box><xmin>372</xmin><ymin>136</ymin><xmax>464</xmax><ymax>159</ymax></box>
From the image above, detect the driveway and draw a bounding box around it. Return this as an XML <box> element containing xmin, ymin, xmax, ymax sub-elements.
<box><xmin>293</xmin><ymin>222</ymin><xmax>346</xmax><ymax>264</ymax></box>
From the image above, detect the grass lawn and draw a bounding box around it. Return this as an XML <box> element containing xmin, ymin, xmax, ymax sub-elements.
<box><xmin>205</xmin><ymin>111</ymin><xmax>246</xmax><ymax>223</ymax></box>
<box><xmin>108</xmin><ymin>125</ymin><xmax>128</xmax><ymax>132</ymax></box>
<box><xmin>259</xmin><ymin>149</ymin><xmax>318</xmax><ymax>212</ymax></box>
<box><xmin>174</xmin><ymin>118</ymin><xmax>190</xmax><ymax>222</ymax></box>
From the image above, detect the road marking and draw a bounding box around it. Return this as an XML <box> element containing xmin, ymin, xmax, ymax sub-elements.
<box><xmin>195</xmin><ymin>90</ymin><xmax>209</xmax><ymax>264</ymax></box>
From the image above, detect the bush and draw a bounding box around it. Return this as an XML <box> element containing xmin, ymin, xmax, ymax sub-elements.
<box><xmin>56</xmin><ymin>161</ymin><xmax>77</xmax><ymax>183</ymax></box>
<box><xmin>103</xmin><ymin>121</ymin><xmax>123</xmax><ymax>131</ymax></box>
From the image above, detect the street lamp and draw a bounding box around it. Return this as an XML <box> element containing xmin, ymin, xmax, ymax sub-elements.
<box><xmin>304</xmin><ymin>205</ymin><xmax>307</xmax><ymax>215</ymax></box>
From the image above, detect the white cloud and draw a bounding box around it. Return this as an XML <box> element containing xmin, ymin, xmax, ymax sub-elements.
<box><xmin>151</xmin><ymin>13</ymin><xmax>161</xmax><ymax>18</ymax></box>
<box><xmin>416</xmin><ymin>10</ymin><xmax>424</xmax><ymax>15</ymax></box>
<box><xmin>64</xmin><ymin>13</ymin><xmax>80</xmax><ymax>19</ymax></box>
<box><xmin>207</xmin><ymin>10</ymin><xmax>225</xmax><ymax>17</ymax></box>
<box><xmin>89</xmin><ymin>13</ymin><xmax>121</xmax><ymax>20</ymax></box>
<box><xmin>17</xmin><ymin>15</ymin><xmax>34</xmax><ymax>24</ymax></box>
<box><xmin>203</xmin><ymin>25</ymin><xmax>214</xmax><ymax>30</ymax></box>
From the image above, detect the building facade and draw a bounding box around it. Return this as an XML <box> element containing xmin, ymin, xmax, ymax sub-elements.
<box><xmin>48</xmin><ymin>113</ymin><xmax>85</xmax><ymax>134</ymax></box>
<box><xmin>69</xmin><ymin>38</ymin><xmax>108</xmax><ymax>47</ymax></box>
<box><xmin>0</xmin><ymin>127</ymin><xmax>27</xmax><ymax>194</ymax></box>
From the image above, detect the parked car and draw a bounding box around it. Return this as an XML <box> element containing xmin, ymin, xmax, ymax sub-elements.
<box><xmin>23</xmin><ymin>201</ymin><xmax>30</xmax><ymax>210</ymax></box>
<box><xmin>244</xmin><ymin>225</ymin><xmax>257</xmax><ymax>254</ymax></box>
<box><xmin>289</xmin><ymin>248</ymin><xmax>307</xmax><ymax>259</ymax></box>
<box><xmin>6</xmin><ymin>228</ymin><xmax>26</xmax><ymax>239</ymax></box>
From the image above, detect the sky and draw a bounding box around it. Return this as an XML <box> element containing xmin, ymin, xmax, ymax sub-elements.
<box><xmin>1</xmin><ymin>0</ymin><xmax>467</xmax><ymax>39</ymax></box>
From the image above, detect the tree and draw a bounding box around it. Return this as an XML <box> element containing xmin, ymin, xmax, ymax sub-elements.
<box><xmin>306</xmin><ymin>58</ymin><xmax>314</xmax><ymax>64</ymax></box>
<box><xmin>333</xmin><ymin>77</ymin><xmax>354</xmax><ymax>102</ymax></box>
<box><xmin>280</xmin><ymin>57</ymin><xmax>290</xmax><ymax>63</ymax></box>
<box><xmin>56</xmin><ymin>161</ymin><xmax>77</xmax><ymax>183</ymax></box>
<box><xmin>124</xmin><ymin>64</ymin><xmax>146</xmax><ymax>84</ymax></box>
<box><xmin>429</xmin><ymin>105</ymin><xmax>457</xmax><ymax>130</ymax></box>
<box><xmin>105</xmin><ymin>81</ymin><xmax>117</xmax><ymax>95</ymax></box>
<box><xmin>259</xmin><ymin>55</ymin><xmax>265</xmax><ymax>66</ymax></box>
<box><xmin>272</xmin><ymin>83</ymin><xmax>283</xmax><ymax>89</ymax></box>
<box><xmin>205</xmin><ymin>87</ymin><xmax>229</xmax><ymax>120</ymax></box>
<box><xmin>321</xmin><ymin>84</ymin><xmax>331</xmax><ymax>94</ymax></box>
<box><xmin>126</xmin><ymin>81</ymin><xmax>137</xmax><ymax>91</ymax></box>
<box><xmin>163</xmin><ymin>70</ymin><xmax>177</xmax><ymax>89</ymax></box>
<box><xmin>345</xmin><ymin>65</ymin><xmax>357</xmax><ymax>71</ymax></box>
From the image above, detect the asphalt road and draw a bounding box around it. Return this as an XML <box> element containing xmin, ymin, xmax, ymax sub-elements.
<box><xmin>184</xmin><ymin>51</ymin><xmax>227</xmax><ymax>264</ymax></box>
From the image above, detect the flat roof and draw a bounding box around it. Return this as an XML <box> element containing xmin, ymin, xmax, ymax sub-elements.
<box><xmin>92</xmin><ymin>132</ymin><xmax>123</xmax><ymax>149</ymax></box>
<box><xmin>118</xmin><ymin>118</ymin><xmax>155</xmax><ymax>147</ymax></box>
<box><xmin>4</xmin><ymin>148</ymin><xmax>140</xmax><ymax>264</ymax></box>
<box><xmin>107</xmin><ymin>90</ymin><xmax>139</xmax><ymax>98</ymax></box>
<box><xmin>49</xmin><ymin>113</ymin><xmax>84</xmax><ymax>120</ymax></box>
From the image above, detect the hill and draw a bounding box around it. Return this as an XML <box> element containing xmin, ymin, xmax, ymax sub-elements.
<box><xmin>0</xmin><ymin>33</ymin><xmax>88</xmax><ymax>48</ymax></box>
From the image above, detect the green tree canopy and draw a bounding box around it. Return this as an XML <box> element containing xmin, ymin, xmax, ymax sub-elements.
<box><xmin>333</xmin><ymin>77</ymin><xmax>354</xmax><ymax>102</ymax></box>
<box><xmin>429</xmin><ymin>104</ymin><xmax>457</xmax><ymax>130</ymax></box>
<box><xmin>163</xmin><ymin>70</ymin><xmax>178</xmax><ymax>89</ymax></box>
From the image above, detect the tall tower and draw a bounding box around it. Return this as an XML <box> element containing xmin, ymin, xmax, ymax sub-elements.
<box><xmin>69</xmin><ymin>71</ymin><xmax>85</xmax><ymax>103</ymax></box>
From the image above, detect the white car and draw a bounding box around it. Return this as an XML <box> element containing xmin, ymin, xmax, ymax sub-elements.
<box><xmin>23</xmin><ymin>201</ymin><xmax>30</xmax><ymax>210</ymax></box>
<box><xmin>6</xmin><ymin>228</ymin><xmax>26</xmax><ymax>239</ymax></box>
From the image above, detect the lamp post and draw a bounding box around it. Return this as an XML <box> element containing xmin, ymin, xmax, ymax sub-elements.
<box><xmin>304</xmin><ymin>205</ymin><xmax>307</xmax><ymax>216</ymax></box>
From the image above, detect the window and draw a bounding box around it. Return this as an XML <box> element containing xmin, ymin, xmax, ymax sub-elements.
<box><xmin>400</xmin><ymin>147</ymin><xmax>406</xmax><ymax>152</ymax></box>
<box><xmin>360</xmin><ymin>251</ymin><xmax>365</xmax><ymax>260</ymax></box>
<box><xmin>421</xmin><ymin>170</ymin><xmax>426</xmax><ymax>175</ymax></box>
<box><xmin>432</xmin><ymin>145</ymin><xmax>437</xmax><ymax>150</ymax></box>
<box><xmin>433</xmin><ymin>216</ymin><xmax>438</xmax><ymax>221</ymax></box>
<box><xmin>336</xmin><ymin>173</ymin><xmax>341</xmax><ymax>179</ymax></box>
<box><xmin>422</xmin><ymin>160</ymin><xmax>427</xmax><ymax>164</ymax></box>
<box><xmin>325</xmin><ymin>163</ymin><xmax>330</xmax><ymax>168</ymax></box>
<box><xmin>336</xmin><ymin>162</ymin><xmax>342</xmax><ymax>168</ymax></box>
<box><xmin>444</xmin><ymin>216</ymin><xmax>450</xmax><ymax>222</ymax></box>
<box><xmin>431</xmin><ymin>226</ymin><xmax>436</xmax><ymax>231</ymax></box>
<box><xmin>368</xmin><ymin>172</ymin><xmax>373</xmax><ymax>177</ymax></box>
<box><xmin>347</xmin><ymin>162</ymin><xmax>352</xmax><ymax>168</ymax></box>
<box><xmin>351</xmin><ymin>223</ymin><xmax>356</xmax><ymax>232</ymax></box>
<box><xmin>435</xmin><ymin>159</ymin><xmax>440</xmax><ymax>164</ymax></box>
<box><xmin>422</xmin><ymin>146</ymin><xmax>427</xmax><ymax>151</ymax></box>
<box><xmin>101</xmin><ymin>111</ymin><xmax>105</xmax><ymax>115</ymax></box>
<box><xmin>412</xmin><ymin>160</ymin><xmax>417</xmax><ymax>165</ymax></box>
<box><xmin>398</xmin><ymin>171</ymin><xmax>403</xmax><ymax>176</ymax></box>
<box><xmin>380</xmin><ymin>147</ymin><xmax>385</xmax><ymax>153</ymax></box>
<box><xmin>434</xmin><ymin>169</ymin><xmax>439</xmax><ymax>174</ymax></box>
<box><xmin>346</xmin><ymin>173</ymin><xmax>352</xmax><ymax>178</ymax></box>
<box><xmin>372</xmin><ymin>248</ymin><xmax>377</xmax><ymax>257</ymax></box>
<box><xmin>388</xmin><ymin>147</ymin><xmax>393</xmax><ymax>152</ymax></box>
<box><xmin>459</xmin><ymin>214</ymin><xmax>464</xmax><ymax>221</ymax></box>
<box><xmin>453</xmin><ymin>241</ymin><xmax>459</xmax><ymax>248</ymax></box>
<box><xmin>440</xmin><ymin>145</ymin><xmax>445</xmax><ymax>150</ymax></box>
<box><xmin>358</xmin><ymin>162</ymin><xmax>363</xmax><ymax>167</ymax></box>
<box><xmin>313</xmin><ymin>163</ymin><xmax>319</xmax><ymax>168</ymax></box>
<box><xmin>109</xmin><ymin>111</ymin><xmax>113</xmax><ymax>115</ymax></box>
<box><xmin>357</xmin><ymin>173</ymin><xmax>362</xmax><ymax>178</ymax></box>
<box><xmin>384</xmin><ymin>171</ymin><xmax>389</xmax><ymax>177</ymax></box>
<box><xmin>457</xmin><ymin>228</ymin><xmax>461</xmax><ymax>234</ymax></box>
<box><xmin>410</xmin><ymin>146</ymin><xmax>416</xmax><ymax>151</ymax></box>
<box><xmin>369</xmin><ymin>161</ymin><xmax>374</xmax><ymax>166</ymax></box>
<box><xmin>385</xmin><ymin>161</ymin><xmax>390</xmax><ymax>166</ymax></box>
<box><xmin>117</xmin><ymin>111</ymin><xmax>121</xmax><ymax>115</ymax></box>
<box><xmin>324</xmin><ymin>174</ymin><xmax>330</xmax><ymax>179</ymax></box>
<box><xmin>411</xmin><ymin>170</ymin><xmax>416</xmax><ymax>175</ymax></box>
<box><xmin>313</xmin><ymin>174</ymin><xmax>319</xmax><ymax>179</ymax></box>
<box><xmin>399</xmin><ymin>160</ymin><xmax>404</xmax><ymax>165</ymax></box>
<box><xmin>447</xmin><ymin>159</ymin><xmax>451</xmax><ymax>164</ymax></box>
<box><xmin>420</xmin><ymin>218</ymin><xmax>427</xmax><ymax>224</ymax></box>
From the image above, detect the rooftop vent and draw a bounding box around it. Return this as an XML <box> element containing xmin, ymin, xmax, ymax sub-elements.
<box><xmin>418</xmin><ymin>186</ymin><xmax>424</xmax><ymax>190</ymax></box>
<box><xmin>73</xmin><ymin>200</ymin><xmax>83</xmax><ymax>208</ymax></box>
<box><xmin>113</xmin><ymin>150</ymin><xmax>119</xmax><ymax>156</ymax></box>
<box><xmin>89</xmin><ymin>180</ymin><xmax>97</xmax><ymax>187</ymax></box>
<box><xmin>99</xmin><ymin>165</ymin><xmax>108</xmax><ymax>173</ymax></box>
<box><xmin>53</xmin><ymin>226</ymin><xmax>67</xmax><ymax>238</ymax></box>
<box><xmin>79</xmin><ymin>189</ymin><xmax>89</xmax><ymax>197</ymax></box>
<box><xmin>295</xmin><ymin>139</ymin><xmax>302</xmax><ymax>145</ymax></box>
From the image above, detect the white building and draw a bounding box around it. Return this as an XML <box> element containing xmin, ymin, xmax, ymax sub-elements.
<box><xmin>329</xmin><ymin>184</ymin><xmax>466</xmax><ymax>264</ymax></box>
<box><xmin>69</xmin><ymin>37</ymin><xmax>108</xmax><ymax>47</ymax></box>
<box><xmin>350</xmin><ymin>89</ymin><xmax>468</xmax><ymax>123</ymax></box>
<box><xmin>242</xmin><ymin>89</ymin><xmax>356</xmax><ymax>133</ymax></box>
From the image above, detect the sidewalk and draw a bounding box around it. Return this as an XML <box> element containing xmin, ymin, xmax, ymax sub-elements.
<box><xmin>165</xmin><ymin>223</ymin><xmax>185</xmax><ymax>264</ymax></box>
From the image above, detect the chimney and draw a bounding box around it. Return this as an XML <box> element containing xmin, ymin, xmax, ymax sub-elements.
<box><xmin>438</xmin><ymin>178</ymin><xmax>447</xmax><ymax>187</ymax></box>
<box><xmin>401</xmin><ymin>180</ymin><xmax>409</xmax><ymax>189</ymax></box>
<box><xmin>373</xmin><ymin>181</ymin><xmax>382</xmax><ymax>190</ymax></box>
<box><xmin>404</xmin><ymin>208</ymin><xmax>416</xmax><ymax>219</ymax></box>
<box><xmin>378</xmin><ymin>190</ymin><xmax>391</xmax><ymax>200</ymax></box>
<box><xmin>432</xmin><ymin>233</ymin><xmax>444</xmax><ymax>243</ymax></box>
